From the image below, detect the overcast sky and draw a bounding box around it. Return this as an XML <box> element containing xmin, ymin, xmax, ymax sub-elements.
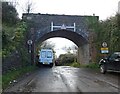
<box><xmin>6</xmin><ymin>0</ymin><xmax>120</xmax><ymax>57</ymax></box>
<box><xmin>15</xmin><ymin>0</ymin><xmax>120</xmax><ymax>20</ymax></box>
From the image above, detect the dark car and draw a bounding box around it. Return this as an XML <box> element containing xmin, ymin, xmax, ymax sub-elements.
<box><xmin>55</xmin><ymin>59</ymin><xmax>60</xmax><ymax>66</ymax></box>
<box><xmin>99</xmin><ymin>52</ymin><xmax>120</xmax><ymax>74</ymax></box>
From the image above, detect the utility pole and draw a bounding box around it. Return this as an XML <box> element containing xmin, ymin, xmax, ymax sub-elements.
<box><xmin>30</xmin><ymin>28</ymin><xmax>35</xmax><ymax>65</ymax></box>
<box><xmin>27</xmin><ymin>39</ymin><xmax>33</xmax><ymax>65</ymax></box>
<box><xmin>27</xmin><ymin>28</ymin><xmax>35</xmax><ymax>65</ymax></box>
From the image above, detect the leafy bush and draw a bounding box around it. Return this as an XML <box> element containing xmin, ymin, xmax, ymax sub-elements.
<box><xmin>71</xmin><ymin>62</ymin><xmax>80</xmax><ymax>68</ymax></box>
<box><xmin>2</xmin><ymin>2</ymin><xmax>19</xmax><ymax>25</ymax></box>
<box><xmin>58</xmin><ymin>54</ymin><xmax>77</xmax><ymax>66</ymax></box>
<box><xmin>85</xmin><ymin>63</ymin><xmax>99</xmax><ymax>69</ymax></box>
<box><xmin>86</xmin><ymin>13</ymin><xmax>120</xmax><ymax>62</ymax></box>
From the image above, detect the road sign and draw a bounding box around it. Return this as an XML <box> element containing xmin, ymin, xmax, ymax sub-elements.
<box><xmin>101</xmin><ymin>48</ymin><xmax>108</xmax><ymax>50</ymax></box>
<box><xmin>101</xmin><ymin>50</ymin><xmax>109</xmax><ymax>54</ymax></box>
<box><xmin>27</xmin><ymin>40</ymin><xmax>33</xmax><ymax>45</ymax></box>
<box><xmin>102</xmin><ymin>42</ymin><xmax>107</xmax><ymax>47</ymax></box>
<box><xmin>101</xmin><ymin>47</ymin><xmax>109</xmax><ymax>53</ymax></box>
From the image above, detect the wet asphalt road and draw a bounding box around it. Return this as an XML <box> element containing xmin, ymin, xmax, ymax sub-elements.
<box><xmin>4</xmin><ymin>66</ymin><xmax>120</xmax><ymax>93</ymax></box>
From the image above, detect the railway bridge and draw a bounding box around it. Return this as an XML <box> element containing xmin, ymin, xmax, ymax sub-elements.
<box><xmin>22</xmin><ymin>13</ymin><xmax>99</xmax><ymax>64</ymax></box>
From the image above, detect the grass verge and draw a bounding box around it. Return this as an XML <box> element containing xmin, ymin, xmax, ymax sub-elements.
<box><xmin>83</xmin><ymin>63</ymin><xmax>99</xmax><ymax>69</ymax></box>
<box><xmin>65</xmin><ymin>61</ymin><xmax>99</xmax><ymax>69</ymax></box>
<box><xmin>2</xmin><ymin>65</ymin><xmax>37</xmax><ymax>90</ymax></box>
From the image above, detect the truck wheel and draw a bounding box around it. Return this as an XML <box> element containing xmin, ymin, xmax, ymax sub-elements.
<box><xmin>36</xmin><ymin>62</ymin><xmax>38</xmax><ymax>66</ymax></box>
<box><xmin>100</xmin><ymin>64</ymin><xmax>106</xmax><ymax>74</ymax></box>
<box><xmin>49</xmin><ymin>63</ymin><xmax>53</xmax><ymax>68</ymax></box>
<box><xmin>38</xmin><ymin>63</ymin><xmax>43</xmax><ymax>67</ymax></box>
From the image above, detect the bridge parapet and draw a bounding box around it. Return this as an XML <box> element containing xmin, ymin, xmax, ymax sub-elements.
<box><xmin>22</xmin><ymin>13</ymin><xmax>98</xmax><ymax>43</ymax></box>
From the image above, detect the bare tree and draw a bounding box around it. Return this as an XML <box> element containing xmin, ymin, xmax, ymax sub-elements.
<box><xmin>71</xmin><ymin>45</ymin><xmax>78</xmax><ymax>55</ymax></box>
<box><xmin>2</xmin><ymin>0</ymin><xmax>19</xmax><ymax>8</ymax></box>
<box><xmin>41</xmin><ymin>41</ymin><xmax>55</xmax><ymax>49</ymax></box>
<box><xmin>36</xmin><ymin>40</ymin><xmax>55</xmax><ymax>51</ymax></box>
<box><xmin>24</xmin><ymin>0</ymin><xmax>34</xmax><ymax>13</ymax></box>
<box><xmin>62</xmin><ymin>45</ymin><xmax>78</xmax><ymax>54</ymax></box>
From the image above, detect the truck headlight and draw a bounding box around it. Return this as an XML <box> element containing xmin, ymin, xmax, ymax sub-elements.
<box><xmin>103</xmin><ymin>60</ymin><xmax>106</xmax><ymax>62</ymax></box>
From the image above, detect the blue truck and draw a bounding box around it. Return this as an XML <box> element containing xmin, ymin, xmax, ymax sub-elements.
<box><xmin>37</xmin><ymin>49</ymin><xmax>54</xmax><ymax>67</ymax></box>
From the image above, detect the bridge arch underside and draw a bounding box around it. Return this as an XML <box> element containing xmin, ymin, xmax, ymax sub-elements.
<box><xmin>36</xmin><ymin>30</ymin><xmax>90</xmax><ymax>64</ymax></box>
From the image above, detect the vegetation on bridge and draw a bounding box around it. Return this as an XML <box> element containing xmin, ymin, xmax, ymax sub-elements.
<box><xmin>86</xmin><ymin>14</ymin><xmax>120</xmax><ymax>61</ymax></box>
<box><xmin>2</xmin><ymin>2</ymin><xmax>37</xmax><ymax>89</ymax></box>
<box><xmin>96</xmin><ymin>14</ymin><xmax>120</xmax><ymax>53</ymax></box>
<box><xmin>2</xmin><ymin>2</ymin><xmax>30</xmax><ymax>66</ymax></box>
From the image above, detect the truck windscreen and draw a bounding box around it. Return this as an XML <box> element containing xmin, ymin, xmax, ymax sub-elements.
<box><xmin>41</xmin><ymin>51</ymin><xmax>46</xmax><ymax>58</ymax></box>
<box><xmin>47</xmin><ymin>51</ymin><xmax>52</xmax><ymax>58</ymax></box>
